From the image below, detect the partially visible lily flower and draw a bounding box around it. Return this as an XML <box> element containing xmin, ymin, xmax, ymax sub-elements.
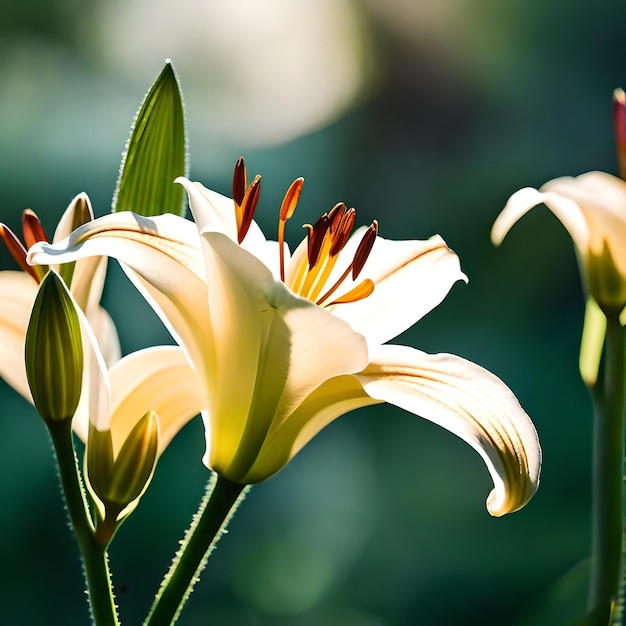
<box><xmin>492</xmin><ymin>171</ymin><xmax>626</xmax><ymax>315</ymax></box>
<box><xmin>0</xmin><ymin>194</ymin><xmax>120</xmax><ymax>403</ymax></box>
<box><xmin>68</xmin><ymin>281</ymin><xmax>205</xmax><ymax>539</ymax></box>
<box><xmin>29</xmin><ymin>159</ymin><xmax>541</xmax><ymax>517</ymax></box>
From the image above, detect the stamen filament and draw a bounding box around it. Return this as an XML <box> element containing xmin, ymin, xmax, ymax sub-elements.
<box><xmin>278</xmin><ymin>219</ymin><xmax>287</xmax><ymax>282</ymax></box>
<box><xmin>315</xmin><ymin>261</ymin><xmax>354</xmax><ymax>305</ymax></box>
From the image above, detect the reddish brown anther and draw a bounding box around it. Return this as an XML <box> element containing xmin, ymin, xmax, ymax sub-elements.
<box><xmin>232</xmin><ymin>156</ymin><xmax>247</xmax><ymax>207</ymax></box>
<box><xmin>238</xmin><ymin>175</ymin><xmax>261</xmax><ymax>244</ymax></box>
<box><xmin>0</xmin><ymin>223</ymin><xmax>39</xmax><ymax>280</ymax></box>
<box><xmin>279</xmin><ymin>178</ymin><xmax>304</xmax><ymax>222</ymax></box>
<box><xmin>614</xmin><ymin>89</ymin><xmax>626</xmax><ymax>180</ymax></box>
<box><xmin>330</xmin><ymin>208</ymin><xmax>356</xmax><ymax>257</ymax></box>
<box><xmin>351</xmin><ymin>220</ymin><xmax>378</xmax><ymax>279</ymax></box>
<box><xmin>306</xmin><ymin>215</ymin><xmax>331</xmax><ymax>269</ymax></box>
<box><xmin>327</xmin><ymin>203</ymin><xmax>346</xmax><ymax>232</ymax></box>
<box><xmin>278</xmin><ymin>177</ymin><xmax>305</xmax><ymax>281</ymax></box>
<box><xmin>328</xmin><ymin>278</ymin><xmax>374</xmax><ymax>305</ymax></box>
<box><xmin>22</xmin><ymin>209</ymin><xmax>49</xmax><ymax>249</ymax></box>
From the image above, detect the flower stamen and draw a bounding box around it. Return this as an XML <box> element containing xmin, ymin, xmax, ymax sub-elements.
<box><xmin>278</xmin><ymin>177</ymin><xmax>304</xmax><ymax>281</ymax></box>
<box><xmin>316</xmin><ymin>221</ymin><xmax>378</xmax><ymax>305</ymax></box>
<box><xmin>327</xmin><ymin>279</ymin><xmax>374</xmax><ymax>305</ymax></box>
<box><xmin>229</xmin><ymin>157</ymin><xmax>378</xmax><ymax>307</ymax></box>
<box><xmin>238</xmin><ymin>175</ymin><xmax>261</xmax><ymax>244</ymax></box>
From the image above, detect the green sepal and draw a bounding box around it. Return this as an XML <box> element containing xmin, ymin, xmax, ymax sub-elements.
<box><xmin>113</xmin><ymin>60</ymin><xmax>188</xmax><ymax>217</ymax></box>
<box><xmin>25</xmin><ymin>270</ymin><xmax>83</xmax><ymax>422</ymax></box>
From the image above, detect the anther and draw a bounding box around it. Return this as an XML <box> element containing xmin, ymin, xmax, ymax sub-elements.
<box><xmin>278</xmin><ymin>177</ymin><xmax>304</xmax><ymax>281</ymax></box>
<box><xmin>232</xmin><ymin>157</ymin><xmax>247</xmax><ymax>207</ymax></box>
<box><xmin>0</xmin><ymin>223</ymin><xmax>40</xmax><ymax>280</ymax></box>
<box><xmin>351</xmin><ymin>221</ymin><xmax>378</xmax><ymax>279</ymax></box>
<box><xmin>327</xmin><ymin>279</ymin><xmax>374</xmax><ymax>305</ymax></box>
<box><xmin>306</xmin><ymin>215</ymin><xmax>330</xmax><ymax>269</ymax></box>
<box><xmin>22</xmin><ymin>209</ymin><xmax>49</xmax><ymax>249</ymax></box>
<box><xmin>327</xmin><ymin>203</ymin><xmax>346</xmax><ymax>232</ymax></box>
<box><xmin>330</xmin><ymin>208</ymin><xmax>355</xmax><ymax>257</ymax></box>
<box><xmin>238</xmin><ymin>175</ymin><xmax>261</xmax><ymax>244</ymax></box>
<box><xmin>279</xmin><ymin>178</ymin><xmax>304</xmax><ymax>221</ymax></box>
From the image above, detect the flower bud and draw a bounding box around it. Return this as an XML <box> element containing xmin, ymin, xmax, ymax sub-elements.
<box><xmin>25</xmin><ymin>270</ymin><xmax>83</xmax><ymax>422</ymax></box>
<box><xmin>87</xmin><ymin>410</ymin><xmax>159</xmax><ymax>521</ymax></box>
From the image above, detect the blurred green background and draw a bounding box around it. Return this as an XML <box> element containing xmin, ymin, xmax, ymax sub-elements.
<box><xmin>1</xmin><ymin>1</ymin><xmax>625</xmax><ymax>624</ymax></box>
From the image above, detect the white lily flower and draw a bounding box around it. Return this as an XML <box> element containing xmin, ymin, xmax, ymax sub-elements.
<box><xmin>29</xmin><ymin>160</ymin><xmax>541</xmax><ymax>516</ymax></box>
<box><xmin>492</xmin><ymin>171</ymin><xmax>626</xmax><ymax>314</ymax></box>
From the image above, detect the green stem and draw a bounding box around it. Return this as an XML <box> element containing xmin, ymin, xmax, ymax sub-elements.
<box><xmin>48</xmin><ymin>419</ymin><xmax>119</xmax><ymax>626</ymax></box>
<box><xmin>144</xmin><ymin>474</ymin><xmax>248</xmax><ymax>626</ymax></box>
<box><xmin>589</xmin><ymin>314</ymin><xmax>626</xmax><ymax>618</ymax></box>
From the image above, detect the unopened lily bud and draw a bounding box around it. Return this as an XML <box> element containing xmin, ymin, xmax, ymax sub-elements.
<box><xmin>614</xmin><ymin>88</ymin><xmax>626</xmax><ymax>180</ymax></box>
<box><xmin>25</xmin><ymin>270</ymin><xmax>83</xmax><ymax>422</ymax></box>
<box><xmin>87</xmin><ymin>410</ymin><xmax>159</xmax><ymax>520</ymax></box>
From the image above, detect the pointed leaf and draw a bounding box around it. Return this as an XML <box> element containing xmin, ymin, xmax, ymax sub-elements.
<box><xmin>113</xmin><ymin>61</ymin><xmax>187</xmax><ymax>217</ymax></box>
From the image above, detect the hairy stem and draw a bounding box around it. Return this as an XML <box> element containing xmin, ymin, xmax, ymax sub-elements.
<box><xmin>48</xmin><ymin>419</ymin><xmax>119</xmax><ymax>626</ymax></box>
<box><xmin>144</xmin><ymin>474</ymin><xmax>248</xmax><ymax>626</ymax></box>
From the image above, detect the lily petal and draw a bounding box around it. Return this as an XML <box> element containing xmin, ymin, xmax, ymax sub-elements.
<box><xmin>329</xmin><ymin>234</ymin><xmax>467</xmax><ymax>346</ymax></box>
<box><xmin>28</xmin><ymin>212</ymin><xmax>210</xmax><ymax>372</ymax></box>
<box><xmin>86</xmin><ymin>305</ymin><xmax>121</xmax><ymax>368</ymax></box>
<box><xmin>176</xmin><ymin>177</ymin><xmax>271</xmax><ymax>263</ymax></box>
<box><xmin>492</xmin><ymin>174</ymin><xmax>626</xmax><ymax>309</ymax></box>
<box><xmin>243</xmin><ymin>374</ymin><xmax>379</xmax><ymax>483</ymax></box>
<box><xmin>354</xmin><ymin>344</ymin><xmax>541</xmax><ymax>516</ymax></box>
<box><xmin>107</xmin><ymin>346</ymin><xmax>205</xmax><ymax>456</ymax></box>
<box><xmin>199</xmin><ymin>232</ymin><xmax>369</xmax><ymax>481</ymax></box>
<box><xmin>0</xmin><ymin>271</ymin><xmax>37</xmax><ymax>401</ymax></box>
<box><xmin>541</xmin><ymin>172</ymin><xmax>626</xmax><ymax>278</ymax></box>
<box><xmin>491</xmin><ymin>186</ymin><xmax>590</xmax><ymax>255</ymax></box>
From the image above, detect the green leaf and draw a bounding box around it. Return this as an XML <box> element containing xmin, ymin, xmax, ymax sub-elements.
<box><xmin>113</xmin><ymin>60</ymin><xmax>188</xmax><ymax>217</ymax></box>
